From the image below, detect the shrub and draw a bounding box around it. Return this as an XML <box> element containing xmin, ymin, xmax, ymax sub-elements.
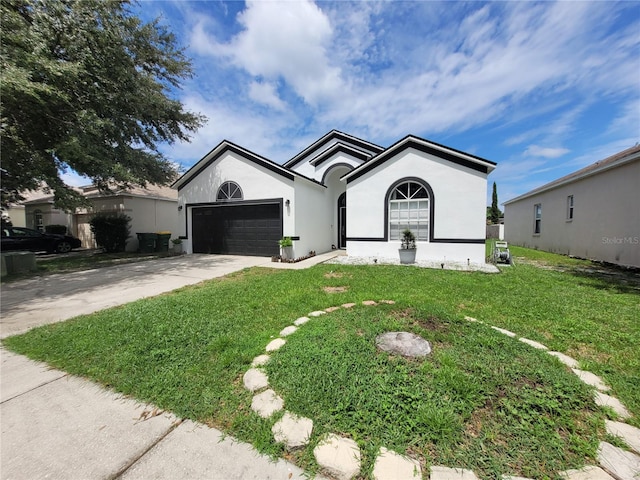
<box><xmin>89</xmin><ymin>213</ymin><xmax>131</xmax><ymax>253</ymax></box>
<box><xmin>44</xmin><ymin>224</ymin><xmax>68</xmax><ymax>235</ymax></box>
<box><xmin>401</xmin><ymin>228</ymin><xmax>416</xmax><ymax>249</ymax></box>
<box><xmin>279</xmin><ymin>237</ymin><xmax>293</xmax><ymax>247</ymax></box>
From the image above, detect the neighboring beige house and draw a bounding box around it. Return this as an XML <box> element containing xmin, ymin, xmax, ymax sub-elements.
<box><xmin>2</xmin><ymin>204</ymin><xmax>26</xmax><ymax>227</ymax></box>
<box><xmin>19</xmin><ymin>189</ymin><xmax>75</xmax><ymax>233</ymax></box>
<box><xmin>21</xmin><ymin>184</ymin><xmax>179</xmax><ymax>252</ymax></box>
<box><xmin>503</xmin><ymin>145</ymin><xmax>640</xmax><ymax>268</ymax></box>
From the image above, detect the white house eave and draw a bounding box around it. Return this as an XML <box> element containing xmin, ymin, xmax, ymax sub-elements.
<box><xmin>171</xmin><ymin>142</ymin><xmax>229</xmax><ymax>190</ymax></box>
<box><xmin>342</xmin><ymin>135</ymin><xmax>495</xmax><ymax>182</ymax></box>
<box><xmin>422</xmin><ymin>140</ymin><xmax>497</xmax><ymax>173</ymax></box>
<box><xmin>172</xmin><ymin>140</ymin><xmax>298</xmax><ymax>190</ymax></box>
<box><xmin>503</xmin><ymin>151</ymin><xmax>640</xmax><ymax>205</ymax></box>
<box><xmin>284</xmin><ymin>130</ymin><xmax>383</xmax><ymax>168</ymax></box>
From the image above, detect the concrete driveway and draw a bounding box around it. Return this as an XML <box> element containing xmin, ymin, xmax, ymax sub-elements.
<box><xmin>1</xmin><ymin>253</ymin><xmax>336</xmax><ymax>480</ymax></box>
<box><xmin>0</xmin><ymin>254</ymin><xmax>273</xmax><ymax>339</ymax></box>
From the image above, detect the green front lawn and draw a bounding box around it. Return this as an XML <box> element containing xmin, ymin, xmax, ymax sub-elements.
<box><xmin>4</xmin><ymin>247</ymin><xmax>638</xmax><ymax>478</ymax></box>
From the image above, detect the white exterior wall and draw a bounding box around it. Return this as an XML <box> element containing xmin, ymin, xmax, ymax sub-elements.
<box><xmin>288</xmin><ymin>139</ymin><xmax>343</xmax><ymax>177</ymax></box>
<box><xmin>325</xmin><ymin>166</ymin><xmax>351</xmax><ymax>248</ymax></box>
<box><xmin>291</xmin><ymin>164</ymin><xmax>353</xmax><ymax>257</ymax></box>
<box><xmin>504</xmin><ymin>160</ymin><xmax>640</xmax><ymax>267</ymax></box>
<box><xmin>292</xmin><ymin>180</ymin><xmax>332</xmax><ymax>257</ymax></box>
<box><xmin>347</xmin><ymin>148</ymin><xmax>488</xmax><ymax>264</ymax></box>
<box><xmin>177</xmin><ymin>151</ymin><xmax>295</xmax><ymax>254</ymax></box>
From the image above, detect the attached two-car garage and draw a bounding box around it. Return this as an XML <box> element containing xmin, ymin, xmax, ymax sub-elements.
<box><xmin>191</xmin><ymin>202</ymin><xmax>282</xmax><ymax>256</ymax></box>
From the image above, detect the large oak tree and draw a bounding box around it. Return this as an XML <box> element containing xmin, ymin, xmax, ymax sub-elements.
<box><xmin>1</xmin><ymin>0</ymin><xmax>205</xmax><ymax>209</ymax></box>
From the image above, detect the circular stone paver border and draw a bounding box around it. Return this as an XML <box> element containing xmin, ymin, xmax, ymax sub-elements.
<box><xmin>241</xmin><ymin>306</ymin><xmax>638</xmax><ymax>480</ymax></box>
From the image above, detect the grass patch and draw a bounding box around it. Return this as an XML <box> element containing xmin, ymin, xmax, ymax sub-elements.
<box><xmin>267</xmin><ymin>305</ymin><xmax>599</xmax><ymax>478</ymax></box>
<box><xmin>3</xmin><ymin>246</ymin><xmax>639</xmax><ymax>478</ymax></box>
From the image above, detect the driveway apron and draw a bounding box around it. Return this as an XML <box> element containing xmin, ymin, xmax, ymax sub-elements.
<box><xmin>0</xmin><ymin>254</ymin><xmax>316</xmax><ymax>480</ymax></box>
<box><xmin>0</xmin><ymin>254</ymin><xmax>271</xmax><ymax>339</ymax></box>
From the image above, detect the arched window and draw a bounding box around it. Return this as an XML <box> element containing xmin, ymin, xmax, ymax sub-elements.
<box><xmin>216</xmin><ymin>181</ymin><xmax>243</xmax><ymax>202</ymax></box>
<box><xmin>387</xmin><ymin>179</ymin><xmax>430</xmax><ymax>241</ymax></box>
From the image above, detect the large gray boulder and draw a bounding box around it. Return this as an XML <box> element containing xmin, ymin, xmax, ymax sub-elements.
<box><xmin>375</xmin><ymin>332</ymin><xmax>432</xmax><ymax>357</ymax></box>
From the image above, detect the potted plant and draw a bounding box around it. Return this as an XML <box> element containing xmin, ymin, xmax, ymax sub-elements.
<box><xmin>171</xmin><ymin>237</ymin><xmax>183</xmax><ymax>254</ymax></box>
<box><xmin>398</xmin><ymin>228</ymin><xmax>417</xmax><ymax>264</ymax></box>
<box><xmin>279</xmin><ymin>236</ymin><xmax>293</xmax><ymax>260</ymax></box>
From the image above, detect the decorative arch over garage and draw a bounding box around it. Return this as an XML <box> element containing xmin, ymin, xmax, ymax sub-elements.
<box><xmin>217</xmin><ymin>181</ymin><xmax>243</xmax><ymax>201</ymax></box>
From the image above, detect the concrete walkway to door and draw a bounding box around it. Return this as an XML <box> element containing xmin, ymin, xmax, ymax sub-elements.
<box><xmin>1</xmin><ymin>252</ymin><xmax>338</xmax><ymax>480</ymax></box>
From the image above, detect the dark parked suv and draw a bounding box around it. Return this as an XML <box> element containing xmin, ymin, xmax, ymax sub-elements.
<box><xmin>1</xmin><ymin>227</ymin><xmax>82</xmax><ymax>254</ymax></box>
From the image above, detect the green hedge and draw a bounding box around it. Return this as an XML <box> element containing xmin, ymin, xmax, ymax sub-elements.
<box><xmin>89</xmin><ymin>213</ymin><xmax>131</xmax><ymax>253</ymax></box>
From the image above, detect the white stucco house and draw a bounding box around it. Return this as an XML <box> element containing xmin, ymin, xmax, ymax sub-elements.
<box><xmin>172</xmin><ymin>130</ymin><xmax>496</xmax><ymax>264</ymax></box>
<box><xmin>503</xmin><ymin>144</ymin><xmax>640</xmax><ymax>268</ymax></box>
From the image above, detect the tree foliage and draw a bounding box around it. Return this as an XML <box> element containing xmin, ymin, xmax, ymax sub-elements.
<box><xmin>1</xmin><ymin>0</ymin><xmax>205</xmax><ymax>209</ymax></box>
<box><xmin>489</xmin><ymin>181</ymin><xmax>502</xmax><ymax>224</ymax></box>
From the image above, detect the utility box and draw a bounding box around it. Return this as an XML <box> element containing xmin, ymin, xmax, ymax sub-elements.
<box><xmin>136</xmin><ymin>233</ymin><xmax>157</xmax><ymax>253</ymax></box>
<box><xmin>155</xmin><ymin>233</ymin><xmax>171</xmax><ymax>253</ymax></box>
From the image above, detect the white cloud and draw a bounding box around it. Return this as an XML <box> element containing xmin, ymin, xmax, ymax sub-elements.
<box><xmin>157</xmin><ymin>0</ymin><xmax>639</xmax><ymax>205</ymax></box>
<box><xmin>194</xmin><ymin>0</ymin><xmax>344</xmax><ymax>105</ymax></box>
<box><xmin>183</xmin><ymin>1</ymin><xmax>638</xmax><ymax>139</ymax></box>
<box><xmin>319</xmin><ymin>1</ymin><xmax>637</xmax><ymax>143</ymax></box>
<box><xmin>160</xmin><ymin>93</ymin><xmax>300</xmax><ymax>166</ymax></box>
<box><xmin>248</xmin><ymin>81</ymin><xmax>287</xmax><ymax>111</ymax></box>
<box><xmin>524</xmin><ymin>145</ymin><xmax>570</xmax><ymax>159</ymax></box>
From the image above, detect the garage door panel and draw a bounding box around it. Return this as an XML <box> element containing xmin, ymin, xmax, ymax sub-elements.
<box><xmin>192</xmin><ymin>203</ymin><xmax>282</xmax><ymax>256</ymax></box>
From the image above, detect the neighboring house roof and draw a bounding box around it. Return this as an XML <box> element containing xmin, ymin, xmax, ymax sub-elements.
<box><xmin>342</xmin><ymin>134</ymin><xmax>497</xmax><ymax>183</ymax></box>
<box><xmin>172</xmin><ymin>140</ymin><xmax>324</xmax><ymax>191</ymax></box>
<box><xmin>20</xmin><ymin>184</ymin><xmax>177</xmax><ymax>207</ymax></box>
<box><xmin>82</xmin><ymin>183</ymin><xmax>177</xmax><ymax>201</ymax></box>
<box><xmin>503</xmin><ymin>144</ymin><xmax>640</xmax><ymax>205</ymax></box>
<box><xmin>20</xmin><ymin>187</ymin><xmax>83</xmax><ymax>206</ymax></box>
<box><xmin>284</xmin><ymin>130</ymin><xmax>384</xmax><ymax>169</ymax></box>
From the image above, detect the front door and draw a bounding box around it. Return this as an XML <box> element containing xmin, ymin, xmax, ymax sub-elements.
<box><xmin>338</xmin><ymin>192</ymin><xmax>346</xmax><ymax>249</ymax></box>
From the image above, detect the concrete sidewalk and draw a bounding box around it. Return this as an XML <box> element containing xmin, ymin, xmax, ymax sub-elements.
<box><xmin>1</xmin><ymin>253</ymin><xmax>337</xmax><ymax>480</ymax></box>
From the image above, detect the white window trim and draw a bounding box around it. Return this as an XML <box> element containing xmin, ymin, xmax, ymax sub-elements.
<box><xmin>533</xmin><ymin>203</ymin><xmax>542</xmax><ymax>235</ymax></box>
<box><xmin>388</xmin><ymin>181</ymin><xmax>430</xmax><ymax>242</ymax></box>
<box><xmin>566</xmin><ymin>195</ymin><xmax>574</xmax><ymax>222</ymax></box>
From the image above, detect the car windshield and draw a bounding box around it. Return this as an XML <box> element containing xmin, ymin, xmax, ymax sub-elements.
<box><xmin>12</xmin><ymin>228</ymin><xmax>43</xmax><ymax>237</ymax></box>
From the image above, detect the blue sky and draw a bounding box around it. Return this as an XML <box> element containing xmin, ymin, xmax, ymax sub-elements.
<box><xmin>115</xmin><ymin>0</ymin><xmax>638</xmax><ymax>206</ymax></box>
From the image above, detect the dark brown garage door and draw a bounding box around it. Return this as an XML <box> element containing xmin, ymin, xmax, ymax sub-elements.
<box><xmin>192</xmin><ymin>203</ymin><xmax>282</xmax><ymax>256</ymax></box>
